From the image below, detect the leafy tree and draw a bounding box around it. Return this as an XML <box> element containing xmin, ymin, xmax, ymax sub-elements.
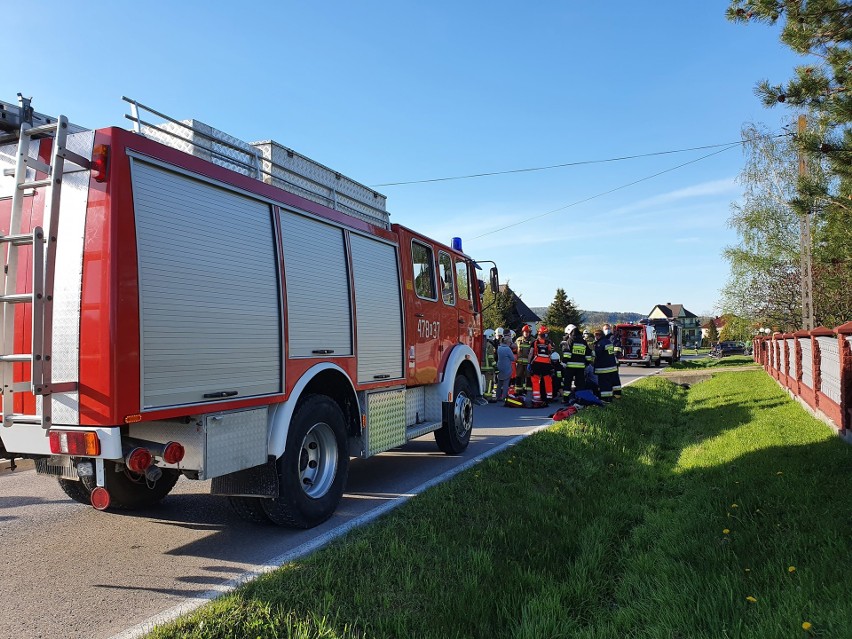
<box><xmin>481</xmin><ymin>282</ymin><xmax>513</xmax><ymax>333</ymax></box>
<box><xmin>705</xmin><ymin>320</ymin><xmax>720</xmax><ymax>346</ymax></box>
<box><xmin>543</xmin><ymin>288</ymin><xmax>583</xmax><ymax>344</ymax></box>
<box><xmin>718</xmin><ymin>314</ymin><xmax>755</xmax><ymax>341</ymax></box>
<box><xmin>727</xmin><ymin>1</ymin><xmax>852</xmax><ymax>326</ymax></box>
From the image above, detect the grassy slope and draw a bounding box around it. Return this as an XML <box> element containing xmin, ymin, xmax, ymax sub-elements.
<box><xmin>149</xmin><ymin>372</ymin><xmax>852</xmax><ymax>639</ymax></box>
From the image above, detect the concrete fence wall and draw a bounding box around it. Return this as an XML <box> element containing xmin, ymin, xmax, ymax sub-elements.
<box><xmin>753</xmin><ymin>322</ymin><xmax>852</xmax><ymax>435</ymax></box>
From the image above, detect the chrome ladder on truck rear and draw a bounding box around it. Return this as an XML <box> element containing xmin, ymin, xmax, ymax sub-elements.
<box><xmin>0</xmin><ymin>95</ymin><xmax>89</xmax><ymax>429</ymax></box>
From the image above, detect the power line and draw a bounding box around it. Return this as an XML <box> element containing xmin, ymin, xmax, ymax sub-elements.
<box><xmin>372</xmin><ymin>135</ymin><xmax>787</xmax><ymax>187</ymax></box>
<box><xmin>469</xmin><ymin>142</ymin><xmax>743</xmax><ymax>241</ymax></box>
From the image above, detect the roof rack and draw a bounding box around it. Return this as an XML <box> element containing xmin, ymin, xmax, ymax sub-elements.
<box><xmin>123</xmin><ymin>97</ymin><xmax>389</xmax><ymax>228</ymax></box>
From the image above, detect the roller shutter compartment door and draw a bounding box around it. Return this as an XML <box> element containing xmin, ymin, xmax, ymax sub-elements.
<box><xmin>280</xmin><ymin>212</ymin><xmax>353</xmax><ymax>357</ymax></box>
<box><xmin>349</xmin><ymin>234</ymin><xmax>403</xmax><ymax>382</ymax></box>
<box><xmin>132</xmin><ymin>161</ymin><xmax>282</xmax><ymax>409</ymax></box>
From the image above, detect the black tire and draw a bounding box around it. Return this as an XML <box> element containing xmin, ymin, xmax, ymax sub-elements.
<box><xmin>57</xmin><ymin>477</ymin><xmax>93</xmax><ymax>505</ymax></box>
<box><xmin>229</xmin><ymin>496</ymin><xmax>272</xmax><ymax>524</ymax></box>
<box><xmin>435</xmin><ymin>375</ymin><xmax>473</xmax><ymax>454</ymax></box>
<box><xmin>644</xmin><ymin>359</ymin><xmax>651</xmax><ymax>368</ymax></box>
<box><xmin>81</xmin><ymin>461</ymin><xmax>180</xmax><ymax>510</ymax></box>
<box><xmin>262</xmin><ymin>395</ymin><xmax>349</xmax><ymax>529</ymax></box>
<box><xmin>655</xmin><ymin>357</ymin><xmax>661</xmax><ymax>367</ymax></box>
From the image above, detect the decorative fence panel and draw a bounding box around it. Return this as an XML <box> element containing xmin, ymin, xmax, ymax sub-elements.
<box><xmin>800</xmin><ymin>339</ymin><xmax>813</xmax><ymax>389</ymax></box>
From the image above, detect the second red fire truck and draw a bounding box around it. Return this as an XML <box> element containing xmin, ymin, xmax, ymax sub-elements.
<box><xmin>0</xmin><ymin>94</ymin><xmax>497</xmax><ymax>528</ymax></box>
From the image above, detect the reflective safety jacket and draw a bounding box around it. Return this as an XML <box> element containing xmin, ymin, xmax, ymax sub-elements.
<box><xmin>532</xmin><ymin>338</ymin><xmax>553</xmax><ymax>364</ymax></box>
<box><xmin>593</xmin><ymin>335</ymin><xmax>618</xmax><ymax>374</ymax></box>
<box><xmin>515</xmin><ymin>336</ymin><xmax>534</xmax><ymax>365</ymax></box>
<box><xmin>482</xmin><ymin>340</ymin><xmax>496</xmax><ymax>372</ymax></box>
<box><xmin>561</xmin><ymin>337</ymin><xmax>593</xmax><ymax>369</ymax></box>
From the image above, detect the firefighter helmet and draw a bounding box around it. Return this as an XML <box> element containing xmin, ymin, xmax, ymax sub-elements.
<box><xmin>565</xmin><ymin>324</ymin><xmax>577</xmax><ymax>334</ymax></box>
<box><xmin>484</xmin><ymin>328</ymin><xmax>495</xmax><ymax>339</ymax></box>
<box><xmin>550</xmin><ymin>352</ymin><xmax>560</xmax><ymax>362</ymax></box>
<box><xmin>509</xmin><ymin>329</ymin><xmax>516</xmax><ymax>339</ymax></box>
<box><xmin>538</xmin><ymin>325</ymin><xmax>548</xmax><ymax>335</ymax></box>
<box><xmin>522</xmin><ymin>324</ymin><xmax>532</xmax><ymax>334</ymax></box>
<box><xmin>495</xmin><ymin>327</ymin><xmax>505</xmax><ymax>338</ymax></box>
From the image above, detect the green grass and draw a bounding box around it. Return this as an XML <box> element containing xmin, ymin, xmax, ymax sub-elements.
<box><xmin>669</xmin><ymin>355</ymin><xmax>758</xmax><ymax>369</ymax></box>
<box><xmin>147</xmin><ymin>372</ymin><xmax>852</xmax><ymax>639</ymax></box>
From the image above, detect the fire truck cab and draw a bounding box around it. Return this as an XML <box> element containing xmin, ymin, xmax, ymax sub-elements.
<box><xmin>0</xmin><ymin>95</ymin><xmax>496</xmax><ymax>528</ymax></box>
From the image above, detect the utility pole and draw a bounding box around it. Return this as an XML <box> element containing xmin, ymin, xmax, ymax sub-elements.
<box><xmin>798</xmin><ymin>115</ymin><xmax>814</xmax><ymax>330</ymax></box>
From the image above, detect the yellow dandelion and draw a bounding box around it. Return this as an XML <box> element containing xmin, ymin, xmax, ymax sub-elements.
<box><xmin>788</xmin><ymin>566</ymin><xmax>796</xmax><ymax>573</ymax></box>
<box><xmin>731</xmin><ymin>503</ymin><xmax>738</xmax><ymax>508</ymax></box>
<box><xmin>802</xmin><ymin>621</ymin><xmax>812</xmax><ymax>630</ymax></box>
<box><xmin>745</xmin><ymin>596</ymin><xmax>757</xmax><ymax>603</ymax></box>
<box><xmin>723</xmin><ymin>529</ymin><xmax>730</xmax><ymax>534</ymax></box>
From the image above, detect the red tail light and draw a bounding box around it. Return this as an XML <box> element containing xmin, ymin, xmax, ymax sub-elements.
<box><xmin>162</xmin><ymin>441</ymin><xmax>185</xmax><ymax>464</ymax></box>
<box><xmin>90</xmin><ymin>486</ymin><xmax>111</xmax><ymax>510</ymax></box>
<box><xmin>125</xmin><ymin>447</ymin><xmax>152</xmax><ymax>473</ymax></box>
<box><xmin>91</xmin><ymin>144</ymin><xmax>110</xmax><ymax>183</ymax></box>
<box><xmin>49</xmin><ymin>430</ymin><xmax>100</xmax><ymax>456</ymax></box>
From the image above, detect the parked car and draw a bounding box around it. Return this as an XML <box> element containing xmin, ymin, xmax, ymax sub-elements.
<box><xmin>711</xmin><ymin>341</ymin><xmax>746</xmax><ymax>357</ymax></box>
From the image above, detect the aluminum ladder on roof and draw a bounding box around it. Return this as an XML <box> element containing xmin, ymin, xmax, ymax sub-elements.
<box><xmin>0</xmin><ymin>95</ymin><xmax>89</xmax><ymax>429</ymax></box>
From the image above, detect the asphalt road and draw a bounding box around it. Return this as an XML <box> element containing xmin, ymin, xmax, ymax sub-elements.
<box><xmin>0</xmin><ymin>363</ymin><xmax>663</xmax><ymax>639</ymax></box>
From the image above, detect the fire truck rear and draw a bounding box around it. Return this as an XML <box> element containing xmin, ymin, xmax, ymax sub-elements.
<box><xmin>649</xmin><ymin>318</ymin><xmax>682</xmax><ymax>364</ymax></box>
<box><xmin>0</xmin><ymin>94</ymin><xmax>497</xmax><ymax>528</ymax></box>
<box><xmin>615</xmin><ymin>322</ymin><xmax>661</xmax><ymax>368</ymax></box>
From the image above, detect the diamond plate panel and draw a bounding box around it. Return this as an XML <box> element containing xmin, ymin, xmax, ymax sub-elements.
<box><xmin>817</xmin><ymin>336</ymin><xmax>841</xmax><ymax>403</ymax></box>
<box><xmin>365</xmin><ymin>389</ymin><xmax>406</xmax><ymax>456</ymax></box>
<box><xmin>204</xmin><ymin>408</ymin><xmax>269</xmax><ymax>479</ymax></box>
<box><xmin>405</xmin><ymin>385</ymin><xmax>426</xmax><ymax>427</ymax></box>
<box><xmin>800</xmin><ymin>339</ymin><xmax>813</xmax><ymax>388</ymax></box>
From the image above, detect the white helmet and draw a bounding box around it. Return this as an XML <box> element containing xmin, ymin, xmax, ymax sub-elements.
<box><xmin>509</xmin><ymin>329</ymin><xmax>516</xmax><ymax>339</ymax></box>
<box><xmin>484</xmin><ymin>328</ymin><xmax>495</xmax><ymax>339</ymax></box>
<box><xmin>495</xmin><ymin>327</ymin><xmax>505</xmax><ymax>338</ymax></box>
<box><xmin>565</xmin><ymin>324</ymin><xmax>576</xmax><ymax>333</ymax></box>
<box><xmin>550</xmin><ymin>352</ymin><xmax>560</xmax><ymax>362</ymax></box>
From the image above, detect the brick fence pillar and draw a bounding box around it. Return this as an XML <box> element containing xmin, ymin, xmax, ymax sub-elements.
<box><xmin>836</xmin><ymin>322</ymin><xmax>852</xmax><ymax>433</ymax></box>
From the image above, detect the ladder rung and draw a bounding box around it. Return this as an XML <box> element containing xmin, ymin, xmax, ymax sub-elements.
<box><xmin>0</xmin><ymin>354</ymin><xmax>33</xmax><ymax>363</ymax></box>
<box><xmin>0</xmin><ymin>232</ymin><xmax>37</xmax><ymax>246</ymax></box>
<box><xmin>0</xmin><ymin>293</ymin><xmax>33</xmax><ymax>304</ymax></box>
<box><xmin>19</xmin><ymin>178</ymin><xmax>52</xmax><ymax>189</ymax></box>
<box><xmin>25</xmin><ymin>122</ymin><xmax>60</xmax><ymax>137</ymax></box>
<box><xmin>59</xmin><ymin>148</ymin><xmax>91</xmax><ymax>169</ymax></box>
<box><xmin>4</xmin><ymin>414</ymin><xmax>44</xmax><ymax>425</ymax></box>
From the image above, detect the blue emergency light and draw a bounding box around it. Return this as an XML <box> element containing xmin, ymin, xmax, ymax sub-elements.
<box><xmin>451</xmin><ymin>237</ymin><xmax>463</xmax><ymax>252</ymax></box>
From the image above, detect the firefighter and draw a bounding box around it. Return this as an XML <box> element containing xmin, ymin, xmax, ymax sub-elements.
<box><xmin>550</xmin><ymin>351</ymin><xmax>564</xmax><ymax>399</ymax></box>
<box><xmin>529</xmin><ymin>325</ymin><xmax>555</xmax><ymax>402</ymax></box>
<box><xmin>560</xmin><ymin>324</ymin><xmax>592</xmax><ymax>402</ymax></box>
<box><xmin>514</xmin><ymin>324</ymin><xmax>535</xmax><ymax>396</ymax></box>
<box><xmin>482</xmin><ymin>329</ymin><xmax>496</xmax><ymax>400</ymax></box>
<box><xmin>593</xmin><ymin>328</ymin><xmax>618</xmax><ymax>402</ymax></box>
<box><xmin>603</xmin><ymin>323</ymin><xmax>623</xmax><ymax>398</ymax></box>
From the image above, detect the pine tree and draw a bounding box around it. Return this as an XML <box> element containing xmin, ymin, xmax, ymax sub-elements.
<box><xmin>543</xmin><ymin>288</ymin><xmax>583</xmax><ymax>344</ymax></box>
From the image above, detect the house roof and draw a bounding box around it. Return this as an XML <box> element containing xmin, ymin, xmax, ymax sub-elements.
<box><xmin>651</xmin><ymin>303</ymin><xmax>697</xmax><ymax>319</ymax></box>
<box><xmin>500</xmin><ymin>285</ymin><xmax>541</xmax><ymax>326</ymax></box>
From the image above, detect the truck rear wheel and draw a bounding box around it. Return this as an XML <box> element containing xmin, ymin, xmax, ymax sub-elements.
<box><xmin>80</xmin><ymin>461</ymin><xmax>180</xmax><ymax>509</ymax></box>
<box><xmin>435</xmin><ymin>374</ymin><xmax>473</xmax><ymax>454</ymax></box>
<box><xmin>262</xmin><ymin>394</ymin><xmax>349</xmax><ymax>528</ymax></box>
<box><xmin>228</xmin><ymin>496</ymin><xmax>271</xmax><ymax>524</ymax></box>
<box><xmin>57</xmin><ymin>478</ymin><xmax>93</xmax><ymax>505</ymax></box>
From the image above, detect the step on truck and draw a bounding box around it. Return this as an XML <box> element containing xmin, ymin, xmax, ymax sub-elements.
<box><xmin>615</xmin><ymin>321</ymin><xmax>661</xmax><ymax>368</ymax></box>
<box><xmin>0</xmin><ymin>94</ymin><xmax>498</xmax><ymax>528</ymax></box>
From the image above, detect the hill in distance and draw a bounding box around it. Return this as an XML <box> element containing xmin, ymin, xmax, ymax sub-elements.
<box><xmin>530</xmin><ymin>308</ymin><xmax>645</xmax><ymax>328</ymax></box>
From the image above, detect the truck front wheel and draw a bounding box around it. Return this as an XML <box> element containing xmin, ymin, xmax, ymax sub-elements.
<box><xmin>435</xmin><ymin>374</ymin><xmax>473</xmax><ymax>454</ymax></box>
<box><xmin>262</xmin><ymin>395</ymin><xmax>349</xmax><ymax>529</ymax></box>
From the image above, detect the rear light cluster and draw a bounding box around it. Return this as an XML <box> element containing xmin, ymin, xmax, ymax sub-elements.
<box><xmin>49</xmin><ymin>430</ymin><xmax>100</xmax><ymax>456</ymax></box>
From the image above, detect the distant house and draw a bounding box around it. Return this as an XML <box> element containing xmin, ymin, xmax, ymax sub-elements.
<box><xmin>501</xmin><ymin>285</ymin><xmax>541</xmax><ymax>330</ymax></box>
<box><xmin>648</xmin><ymin>303</ymin><xmax>702</xmax><ymax>346</ymax></box>
<box><xmin>701</xmin><ymin>316</ymin><xmax>726</xmax><ymax>341</ymax></box>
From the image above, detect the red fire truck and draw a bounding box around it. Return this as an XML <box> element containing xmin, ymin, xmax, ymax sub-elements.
<box><xmin>0</xmin><ymin>95</ymin><xmax>497</xmax><ymax>528</ymax></box>
<box><xmin>615</xmin><ymin>322</ymin><xmax>661</xmax><ymax>368</ymax></box>
<box><xmin>649</xmin><ymin>318</ymin><xmax>682</xmax><ymax>364</ymax></box>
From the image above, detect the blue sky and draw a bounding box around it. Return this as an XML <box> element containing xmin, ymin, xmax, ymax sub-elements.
<box><xmin>4</xmin><ymin>1</ymin><xmax>802</xmax><ymax>316</ymax></box>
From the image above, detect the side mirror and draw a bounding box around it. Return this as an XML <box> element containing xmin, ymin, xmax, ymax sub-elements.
<box><xmin>489</xmin><ymin>267</ymin><xmax>499</xmax><ymax>293</ymax></box>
